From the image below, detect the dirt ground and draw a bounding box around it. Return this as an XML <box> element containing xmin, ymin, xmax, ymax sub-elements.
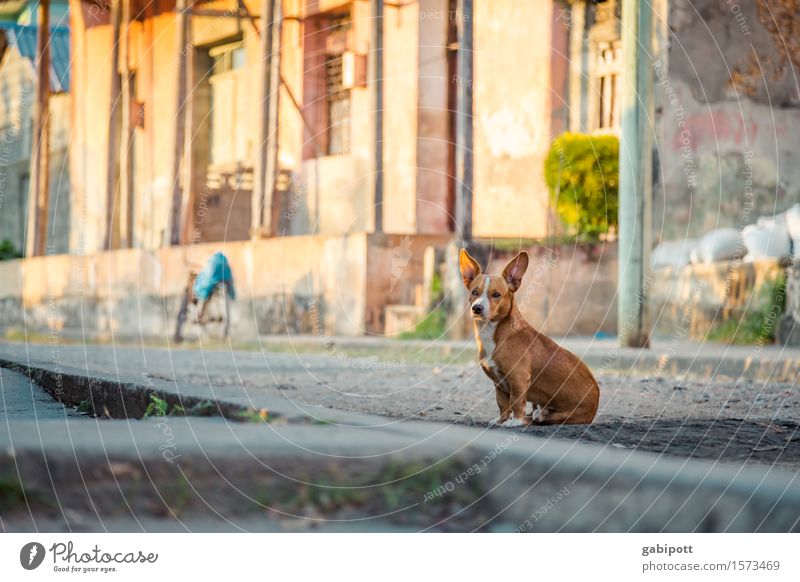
<box><xmin>2</xmin><ymin>340</ymin><xmax>799</xmax><ymax>468</ymax></box>
<box><xmin>201</xmin><ymin>356</ymin><xmax>800</xmax><ymax>469</ymax></box>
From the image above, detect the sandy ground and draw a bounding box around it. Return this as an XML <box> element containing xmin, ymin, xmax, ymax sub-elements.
<box><xmin>222</xmin><ymin>361</ymin><xmax>800</xmax><ymax>468</ymax></box>
<box><xmin>1</xmin><ymin>341</ymin><xmax>799</xmax><ymax>468</ymax></box>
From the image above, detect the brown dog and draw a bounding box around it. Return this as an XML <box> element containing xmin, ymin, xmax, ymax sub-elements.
<box><xmin>459</xmin><ymin>249</ymin><xmax>599</xmax><ymax>427</ymax></box>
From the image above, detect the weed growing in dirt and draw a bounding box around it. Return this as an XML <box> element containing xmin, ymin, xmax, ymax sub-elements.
<box><xmin>234</xmin><ymin>408</ymin><xmax>270</xmax><ymax>423</ymax></box>
<box><xmin>707</xmin><ymin>273</ymin><xmax>786</xmax><ymax>345</ymax></box>
<box><xmin>399</xmin><ymin>307</ymin><xmax>447</xmax><ymax>340</ymax></box>
<box><xmin>144</xmin><ymin>393</ymin><xmax>169</xmax><ymax>417</ymax></box>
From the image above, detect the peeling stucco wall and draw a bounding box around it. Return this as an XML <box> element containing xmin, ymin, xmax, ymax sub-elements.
<box><xmin>0</xmin><ymin>233</ymin><xmax>371</xmax><ymax>339</ymax></box>
<box><xmin>486</xmin><ymin>242</ymin><xmax>618</xmax><ymax>336</ymax></box>
<box><xmin>472</xmin><ymin>0</ymin><xmax>555</xmax><ymax>239</ymax></box>
<box><xmin>0</xmin><ymin>44</ymin><xmax>70</xmax><ymax>255</ymax></box>
<box><xmin>653</xmin><ymin>0</ymin><xmax>800</xmax><ymax>242</ymax></box>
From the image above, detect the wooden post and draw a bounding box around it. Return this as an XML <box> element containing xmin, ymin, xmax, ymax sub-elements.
<box><xmin>104</xmin><ymin>0</ymin><xmax>123</xmax><ymax>250</ymax></box>
<box><xmin>454</xmin><ymin>0</ymin><xmax>473</xmax><ymax>243</ymax></box>
<box><xmin>252</xmin><ymin>0</ymin><xmax>276</xmax><ymax>236</ymax></box>
<box><xmin>168</xmin><ymin>0</ymin><xmax>189</xmax><ymax>246</ymax></box>
<box><xmin>25</xmin><ymin>0</ymin><xmax>51</xmax><ymax>257</ymax></box>
<box><xmin>266</xmin><ymin>2</ymin><xmax>282</xmax><ymax>235</ymax></box>
<box><xmin>179</xmin><ymin>18</ymin><xmax>195</xmax><ymax>244</ymax></box>
<box><xmin>618</xmin><ymin>0</ymin><xmax>654</xmax><ymax>348</ymax></box>
<box><xmin>370</xmin><ymin>0</ymin><xmax>384</xmax><ymax>233</ymax></box>
<box><xmin>119</xmin><ymin>0</ymin><xmax>135</xmax><ymax>248</ymax></box>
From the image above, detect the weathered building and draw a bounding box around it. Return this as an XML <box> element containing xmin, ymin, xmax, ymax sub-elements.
<box><xmin>68</xmin><ymin>0</ymin><xmax>565</xmax><ymax>254</ymax></box>
<box><xmin>0</xmin><ymin>1</ymin><xmax>70</xmax><ymax>255</ymax></box>
<box><xmin>32</xmin><ymin>0</ymin><xmax>569</xmax><ymax>339</ymax></box>
<box><xmin>7</xmin><ymin>0</ymin><xmax>796</xmax><ymax>341</ymax></box>
<box><xmin>568</xmin><ymin>0</ymin><xmax>800</xmax><ymax>242</ymax></box>
<box><xmin>566</xmin><ymin>0</ymin><xmax>800</xmax><ymax>340</ymax></box>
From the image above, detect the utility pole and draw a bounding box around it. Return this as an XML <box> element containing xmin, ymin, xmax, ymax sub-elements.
<box><xmin>266</xmin><ymin>2</ymin><xmax>282</xmax><ymax>235</ymax></box>
<box><xmin>618</xmin><ymin>0</ymin><xmax>654</xmax><ymax>348</ymax></box>
<box><xmin>455</xmin><ymin>0</ymin><xmax>473</xmax><ymax>243</ymax></box>
<box><xmin>446</xmin><ymin>0</ymin><xmax>475</xmax><ymax>340</ymax></box>
<box><xmin>370</xmin><ymin>0</ymin><xmax>383</xmax><ymax>233</ymax></box>
<box><xmin>168</xmin><ymin>0</ymin><xmax>189</xmax><ymax>246</ymax></box>
<box><xmin>26</xmin><ymin>0</ymin><xmax>51</xmax><ymax>257</ymax></box>
<box><xmin>252</xmin><ymin>0</ymin><xmax>276</xmax><ymax>237</ymax></box>
<box><xmin>104</xmin><ymin>0</ymin><xmax>122</xmax><ymax>250</ymax></box>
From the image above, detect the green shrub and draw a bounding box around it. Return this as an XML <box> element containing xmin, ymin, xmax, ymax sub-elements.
<box><xmin>0</xmin><ymin>239</ymin><xmax>22</xmax><ymax>261</ymax></box>
<box><xmin>544</xmin><ymin>132</ymin><xmax>619</xmax><ymax>240</ymax></box>
<box><xmin>398</xmin><ymin>307</ymin><xmax>447</xmax><ymax>340</ymax></box>
<box><xmin>707</xmin><ymin>273</ymin><xmax>786</xmax><ymax>345</ymax></box>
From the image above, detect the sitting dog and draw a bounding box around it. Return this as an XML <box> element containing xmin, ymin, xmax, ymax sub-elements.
<box><xmin>459</xmin><ymin>249</ymin><xmax>599</xmax><ymax>427</ymax></box>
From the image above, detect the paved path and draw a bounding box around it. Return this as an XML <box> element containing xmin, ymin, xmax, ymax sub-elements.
<box><xmin>1</xmin><ymin>340</ymin><xmax>799</xmax><ymax>532</ymax></box>
<box><xmin>0</xmin><ymin>368</ymin><xmax>82</xmax><ymax>420</ymax></box>
<box><xmin>1</xmin><ymin>340</ymin><xmax>798</xmax><ymax>468</ymax></box>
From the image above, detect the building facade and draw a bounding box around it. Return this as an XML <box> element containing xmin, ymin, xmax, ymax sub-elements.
<box><xmin>0</xmin><ymin>1</ymin><xmax>70</xmax><ymax>256</ymax></box>
<box><xmin>8</xmin><ymin>0</ymin><xmax>798</xmax><ymax>340</ymax></box>
<box><xmin>68</xmin><ymin>0</ymin><xmax>567</xmax><ymax>256</ymax></box>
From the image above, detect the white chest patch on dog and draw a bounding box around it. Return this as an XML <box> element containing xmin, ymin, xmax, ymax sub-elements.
<box><xmin>475</xmin><ymin>319</ymin><xmax>498</xmax><ymax>374</ymax></box>
<box><xmin>472</xmin><ymin>277</ymin><xmax>499</xmax><ymax>375</ymax></box>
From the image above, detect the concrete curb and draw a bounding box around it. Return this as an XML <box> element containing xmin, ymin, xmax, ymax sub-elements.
<box><xmin>0</xmin><ymin>357</ymin><xmax>258</xmax><ymax>421</ymax></box>
<box><xmin>1</xmin><ymin>356</ymin><xmax>799</xmax><ymax>532</ymax></box>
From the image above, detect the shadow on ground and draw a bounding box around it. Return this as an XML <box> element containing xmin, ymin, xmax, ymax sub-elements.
<box><xmin>526</xmin><ymin>418</ymin><xmax>800</xmax><ymax>467</ymax></box>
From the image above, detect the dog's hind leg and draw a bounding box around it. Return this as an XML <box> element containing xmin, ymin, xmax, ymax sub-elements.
<box><xmin>489</xmin><ymin>386</ymin><xmax>511</xmax><ymax>426</ymax></box>
<box><xmin>535</xmin><ymin>407</ymin><xmax>594</xmax><ymax>425</ymax></box>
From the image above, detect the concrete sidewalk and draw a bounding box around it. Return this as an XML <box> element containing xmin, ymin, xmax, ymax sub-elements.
<box><xmin>1</xmin><ymin>342</ymin><xmax>799</xmax><ymax>532</ymax></box>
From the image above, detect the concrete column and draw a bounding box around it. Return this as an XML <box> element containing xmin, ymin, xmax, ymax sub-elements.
<box><xmin>567</xmin><ymin>1</ymin><xmax>587</xmax><ymax>133</ymax></box>
<box><xmin>252</xmin><ymin>0</ymin><xmax>276</xmax><ymax>237</ymax></box>
<box><xmin>168</xmin><ymin>0</ymin><xmax>189</xmax><ymax>246</ymax></box>
<box><xmin>119</xmin><ymin>0</ymin><xmax>135</xmax><ymax>248</ymax></box>
<box><xmin>104</xmin><ymin>0</ymin><xmax>122</xmax><ymax>250</ymax></box>
<box><xmin>618</xmin><ymin>0</ymin><xmax>654</xmax><ymax>348</ymax></box>
<box><xmin>454</xmin><ymin>0</ymin><xmax>473</xmax><ymax>243</ymax></box>
<box><xmin>370</xmin><ymin>0</ymin><xmax>384</xmax><ymax>233</ymax></box>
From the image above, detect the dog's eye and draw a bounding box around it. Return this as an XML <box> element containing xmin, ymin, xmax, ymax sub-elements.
<box><xmin>471</xmin><ymin>289</ymin><xmax>478</xmax><ymax>296</ymax></box>
<box><xmin>492</xmin><ymin>292</ymin><xmax>501</xmax><ymax>299</ymax></box>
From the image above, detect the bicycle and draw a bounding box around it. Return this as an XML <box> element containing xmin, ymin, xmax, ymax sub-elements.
<box><xmin>173</xmin><ymin>270</ymin><xmax>231</xmax><ymax>342</ymax></box>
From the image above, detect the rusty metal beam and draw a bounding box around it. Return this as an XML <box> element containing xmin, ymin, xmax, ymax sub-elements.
<box><xmin>26</xmin><ymin>0</ymin><xmax>51</xmax><ymax>256</ymax></box>
<box><xmin>168</xmin><ymin>0</ymin><xmax>189</xmax><ymax>246</ymax></box>
<box><xmin>104</xmin><ymin>0</ymin><xmax>122</xmax><ymax>250</ymax></box>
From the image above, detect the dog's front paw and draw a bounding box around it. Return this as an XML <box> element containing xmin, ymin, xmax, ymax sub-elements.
<box><xmin>500</xmin><ymin>417</ymin><xmax>526</xmax><ymax>428</ymax></box>
<box><xmin>488</xmin><ymin>417</ymin><xmax>505</xmax><ymax>427</ymax></box>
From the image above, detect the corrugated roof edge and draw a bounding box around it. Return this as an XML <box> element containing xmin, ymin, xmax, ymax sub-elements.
<box><xmin>0</xmin><ymin>23</ymin><xmax>70</xmax><ymax>93</ymax></box>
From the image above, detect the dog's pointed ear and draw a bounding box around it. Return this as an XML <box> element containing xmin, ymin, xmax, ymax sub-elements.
<box><xmin>459</xmin><ymin>249</ymin><xmax>481</xmax><ymax>289</ymax></box>
<box><xmin>502</xmin><ymin>251</ymin><xmax>529</xmax><ymax>292</ymax></box>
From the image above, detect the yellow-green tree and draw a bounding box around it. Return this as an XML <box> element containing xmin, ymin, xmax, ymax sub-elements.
<box><xmin>544</xmin><ymin>132</ymin><xmax>619</xmax><ymax>240</ymax></box>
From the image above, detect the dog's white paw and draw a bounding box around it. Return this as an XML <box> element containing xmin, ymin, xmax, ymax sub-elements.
<box><xmin>488</xmin><ymin>417</ymin><xmax>504</xmax><ymax>427</ymax></box>
<box><xmin>501</xmin><ymin>417</ymin><xmax>526</xmax><ymax>428</ymax></box>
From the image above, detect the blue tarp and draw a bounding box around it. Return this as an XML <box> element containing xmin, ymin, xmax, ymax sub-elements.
<box><xmin>0</xmin><ymin>24</ymin><xmax>70</xmax><ymax>93</ymax></box>
<box><xmin>193</xmin><ymin>252</ymin><xmax>236</xmax><ymax>301</ymax></box>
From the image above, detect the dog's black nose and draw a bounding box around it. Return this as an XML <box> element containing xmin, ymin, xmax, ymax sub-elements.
<box><xmin>472</xmin><ymin>304</ymin><xmax>483</xmax><ymax>315</ymax></box>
